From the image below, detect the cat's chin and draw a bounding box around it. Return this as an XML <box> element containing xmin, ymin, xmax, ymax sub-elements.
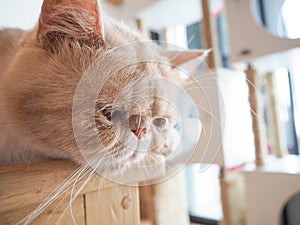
<box><xmin>102</xmin><ymin>152</ymin><xmax>166</xmax><ymax>181</ymax></box>
<box><xmin>110</xmin><ymin>150</ymin><xmax>147</xmax><ymax>168</ymax></box>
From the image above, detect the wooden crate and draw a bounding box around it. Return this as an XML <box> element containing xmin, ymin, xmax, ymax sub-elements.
<box><xmin>0</xmin><ymin>160</ymin><xmax>140</xmax><ymax>225</ymax></box>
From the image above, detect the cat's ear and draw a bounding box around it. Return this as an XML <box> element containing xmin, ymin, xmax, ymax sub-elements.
<box><xmin>37</xmin><ymin>0</ymin><xmax>105</xmax><ymax>50</ymax></box>
<box><xmin>164</xmin><ymin>49</ymin><xmax>211</xmax><ymax>68</ymax></box>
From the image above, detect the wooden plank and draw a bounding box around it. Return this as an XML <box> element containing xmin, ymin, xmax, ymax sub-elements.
<box><xmin>85</xmin><ymin>186</ymin><xmax>140</xmax><ymax>225</ymax></box>
<box><xmin>30</xmin><ymin>196</ymin><xmax>85</xmax><ymax>225</ymax></box>
<box><xmin>0</xmin><ymin>160</ymin><xmax>124</xmax><ymax>225</ymax></box>
<box><xmin>140</xmin><ymin>185</ymin><xmax>156</xmax><ymax>224</ymax></box>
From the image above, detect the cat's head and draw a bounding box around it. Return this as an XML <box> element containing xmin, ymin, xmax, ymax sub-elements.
<box><xmin>4</xmin><ymin>0</ymin><xmax>208</xmax><ymax>173</ymax></box>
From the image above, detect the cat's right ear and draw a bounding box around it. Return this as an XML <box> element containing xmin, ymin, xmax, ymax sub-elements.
<box><xmin>37</xmin><ymin>0</ymin><xmax>105</xmax><ymax>51</ymax></box>
<box><xmin>164</xmin><ymin>49</ymin><xmax>211</xmax><ymax>68</ymax></box>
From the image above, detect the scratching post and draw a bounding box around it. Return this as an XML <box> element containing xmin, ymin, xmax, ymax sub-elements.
<box><xmin>136</xmin><ymin>18</ymin><xmax>148</xmax><ymax>38</ymax></box>
<box><xmin>220</xmin><ymin>169</ymin><xmax>246</xmax><ymax>225</ymax></box>
<box><xmin>245</xmin><ymin>65</ymin><xmax>267</xmax><ymax>166</ymax></box>
<box><xmin>201</xmin><ymin>0</ymin><xmax>221</xmax><ymax>70</ymax></box>
<box><xmin>265</xmin><ymin>73</ymin><xmax>287</xmax><ymax>157</ymax></box>
<box><xmin>162</xmin><ymin>28</ymin><xmax>170</xmax><ymax>49</ymax></box>
<box><xmin>264</xmin><ymin>72</ymin><xmax>287</xmax><ymax>157</ymax></box>
<box><xmin>200</xmin><ymin>1</ymin><xmax>245</xmax><ymax>225</ymax></box>
<box><xmin>139</xmin><ymin>170</ymin><xmax>189</xmax><ymax>225</ymax></box>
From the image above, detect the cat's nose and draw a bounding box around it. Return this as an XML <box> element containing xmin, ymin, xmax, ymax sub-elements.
<box><xmin>132</xmin><ymin>128</ymin><xmax>147</xmax><ymax>139</ymax></box>
<box><xmin>129</xmin><ymin>115</ymin><xmax>147</xmax><ymax>139</ymax></box>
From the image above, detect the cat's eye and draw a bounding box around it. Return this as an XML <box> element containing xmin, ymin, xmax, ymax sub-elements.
<box><xmin>153</xmin><ymin>117</ymin><xmax>167</xmax><ymax>128</ymax></box>
<box><xmin>100</xmin><ymin>107</ymin><xmax>112</xmax><ymax>121</ymax></box>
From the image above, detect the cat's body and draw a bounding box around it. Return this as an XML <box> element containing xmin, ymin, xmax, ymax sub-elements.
<box><xmin>0</xmin><ymin>0</ymin><xmax>206</xmax><ymax>171</ymax></box>
<box><xmin>0</xmin><ymin>28</ymin><xmax>39</xmax><ymax>164</ymax></box>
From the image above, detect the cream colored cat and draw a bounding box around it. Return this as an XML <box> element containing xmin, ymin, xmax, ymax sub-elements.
<box><xmin>0</xmin><ymin>0</ymin><xmax>207</xmax><ymax>173</ymax></box>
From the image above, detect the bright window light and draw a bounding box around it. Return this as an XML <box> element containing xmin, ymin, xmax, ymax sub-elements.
<box><xmin>281</xmin><ymin>0</ymin><xmax>300</xmax><ymax>39</ymax></box>
<box><xmin>275</xmin><ymin>68</ymin><xmax>290</xmax><ymax>122</ymax></box>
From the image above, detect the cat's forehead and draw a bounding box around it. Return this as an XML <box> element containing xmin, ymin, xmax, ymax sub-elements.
<box><xmin>112</xmin><ymin>95</ymin><xmax>177</xmax><ymax>118</ymax></box>
<box><xmin>98</xmin><ymin>62</ymin><xmax>179</xmax><ymax>117</ymax></box>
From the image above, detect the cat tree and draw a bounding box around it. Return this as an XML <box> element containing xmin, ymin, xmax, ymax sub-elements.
<box><xmin>188</xmin><ymin>0</ymin><xmax>300</xmax><ymax>225</ymax></box>
<box><xmin>224</xmin><ymin>0</ymin><xmax>300</xmax><ymax>225</ymax></box>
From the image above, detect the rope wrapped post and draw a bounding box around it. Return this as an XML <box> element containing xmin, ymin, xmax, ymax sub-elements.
<box><xmin>245</xmin><ymin>64</ymin><xmax>267</xmax><ymax>166</ymax></box>
<box><xmin>162</xmin><ymin>28</ymin><xmax>171</xmax><ymax>49</ymax></box>
<box><xmin>139</xmin><ymin>170</ymin><xmax>190</xmax><ymax>225</ymax></box>
<box><xmin>201</xmin><ymin>0</ymin><xmax>221</xmax><ymax>70</ymax></box>
<box><xmin>264</xmin><ymin>72</ymin><xmax>288</xmax><ymax>157</ymax></box>
<box><xmin>135</xmin><ymin>18</ymin><xmax>148</xmax><ymax>39</ymax></box>
<box><xmin>220</xmin><ymin>168</ymin><xmax>246</xmax><ymax>225</ymax></box>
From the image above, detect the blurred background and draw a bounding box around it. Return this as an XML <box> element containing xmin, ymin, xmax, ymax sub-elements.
<box><xmin>0</xmin><ymin>0</ymin><xmax>299</xmax><ymax>225</ymax></box>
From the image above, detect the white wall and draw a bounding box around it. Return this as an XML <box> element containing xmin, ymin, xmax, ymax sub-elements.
<box><xmin>263</xmin><ymin>0</ymin><xmax>285</xmax><ymax>37</ymax></box>
<box><xmin>244</xmin><ymin>155</ymin><xmax>300</xmax><ymax>225</ymax></box>
<box><xmin>137</xmin><ymin>0</ymin><xmax>224</xmax><ymax>31</ymax></box>
<box><xmin>0</xmin><ymin>0</ymin><xmax>158</xmax><ymax>30</ymax></box>
<box><xmin>218</xmin><ymin>68</ymin><xmax>255</xmax><ymax>168</ymax></box>
<box><xmin>0</xmin><ymin>0</ymin><xmax>43</xmax><ymax>29</ymax></box>
<box><xmin>137</xmin><ymin>0</ymin><xmax>202</xmax><ymax>31</ymax></box>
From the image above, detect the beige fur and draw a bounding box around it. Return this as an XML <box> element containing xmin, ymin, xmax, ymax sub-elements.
<box><xmin>0</xmin><ymin>0</ymin><xmax>206</xmax><ymax>170</ymax></box>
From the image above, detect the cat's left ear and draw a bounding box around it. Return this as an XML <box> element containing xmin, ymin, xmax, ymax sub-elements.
<box><xmin>37</xmin><ymin>0</ymin><xmax>105</xmax><ymax>50</ymax></box>
<box><xmin>164</xmin><ymin>49</ymin><xmax>211</xmax><ymax>68</ymax></box>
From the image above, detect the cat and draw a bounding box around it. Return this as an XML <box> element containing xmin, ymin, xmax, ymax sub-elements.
<box><xmin>0</xmin><ymin>0</ymin><xmax>209</xmax><ymax>223</ymax></box>
<box><xmin>0</xmin><ymin>0</ymin><xmax>207</xmax><ymax>173</ymax></box>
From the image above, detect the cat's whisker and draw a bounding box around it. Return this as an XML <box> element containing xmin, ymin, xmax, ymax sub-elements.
<box><xmin>192</xmin><ymin>102</ymin><xmax>224</xmax><ymax>139</ymax></box>
<box><xmin>67</xmin><ymin>166</ymin><xmax>97</xmax><ymax>225</ymax></box>
<box><xmin>54</xmin><ymin>164</ymin><xmax>96</xmax><ymax>224</ymax></box>
<box><xmin>45</xmin><ymin>190</ymin><xmax>69</xmax><ymax>225</ymax></box>
<box><xmin>90</xmin><ymin>153</ymin><xmax>110</xmax><ymax>196</ymax></box>
<box><xmin>187</xmin><ymin>35</ymin><xmax>196</xmax><ymax>47</ymax></box>
<box><xmin>137</xmin><ymin>107</ymin><xmax>142</xmax><ymax>130</ymax></box>
<box><xmin>184</xmin><ymin>81</ymin><xmax>217</xmax><ymax>89</ymax></box>
<box><xmin>142</xmin><ymin>154</ymin><xmax>159</xmax><ymax>179</ymax></box>
<box><xmin>184</xmin><ymin>86</ymin><xmax>218</xmax><ymax>92</ymax></box>
<box><xmin>47</xmin><ymin>164</ymin><xmax>95</xmax><ymax>225</ymax></box>
<box><xmin>19</xmin><ymin>165</ymin><xmax>92</xmax><ymax>225</ymax></box>
<box><xmin>183</xmin><ymin>80</ymin><xmax>217</xmax><ymax>89</ymax></box>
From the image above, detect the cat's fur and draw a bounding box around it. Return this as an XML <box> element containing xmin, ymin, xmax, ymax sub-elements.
<box><xmin>0</xmin><ymin>0</ymin><xmax>206</xmax><ymax>171</ymax></box>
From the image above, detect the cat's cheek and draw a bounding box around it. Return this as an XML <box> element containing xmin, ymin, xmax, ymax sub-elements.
<box><xmin>72</xmin><ymin>155</ymin><xmax>88</xmax><ymax>165</ymax></box>
<box><xmin>166</xmin><ymin>128</ymin><xmax>181</xmax><ymax>156</ymax></box>
<box><xmin>129</xmin><ymin>151</ymin><xmax>147</xmax><ymax>164</ymax></box>
<box><xmin>115</xmin><ymin>133</ymin><xmax>153</xmax><ymax>166</ymax></box>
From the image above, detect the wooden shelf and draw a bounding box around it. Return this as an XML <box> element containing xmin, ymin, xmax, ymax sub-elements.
<box><xmin>0</xmin><ymin>160</ymin><xmax>140</xmax><ymax>225</ymax></box>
